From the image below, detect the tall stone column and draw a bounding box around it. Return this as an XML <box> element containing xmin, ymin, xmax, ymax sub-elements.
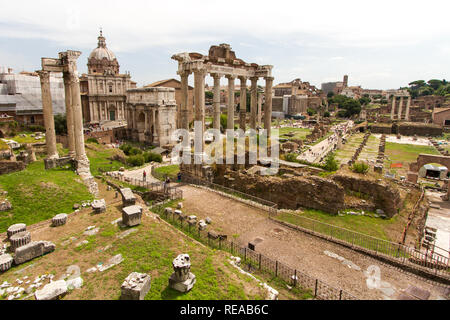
<box><xmin>250</xmin><ymin>77</ymin><xmax>258</xmax><ymax>129</ymax></box>
<box><xmin>226</xmin><ymin>75</ymin><xmax>235</xmax><ymax>130</ymax></box>
<box><xmin>212</xmin><ymin>73</ymin><xmax>221</xmax><ymax>131</ymax></box>
<box><xmin>63</xmin><ymin>73</ymin><xmax>76</xmax><ymax>158</ymax></box>
<box><xmin>239</xmin><ymin>76</ymin><xmax>247</xmax><ymax>131</ymax></box>
<box><xmin>390</xmin><ymin>96</ymin><xmax>396</xmax><ymax>120</ymax></box>
<box><xmin>69</xmin><ymin>71</ymin><xmax>87</xmax><ymax>163</ymax></box>
<box><xmin>180</xmin><ymin>72</ymin><xmax>190</xmax><ymax>130</ymax></box>
<box><xmin>257</xmin><ymin>92</ymin><xmax>263</xmax><ymax>127</ymax></box>
<box><xmin>398</xmin><ymin>96</ymin><xmax>404</xmax><ymax>120</ymax></box>
<box><xmin>194</xmin><ymin>69</ymin><xmax>206</xmax><ymax>131</ymax></box>
<box><xmin>264</xmin><ymin>77</ymin><xmax>274</xmax><ymax>137</ymax></box>
<box><xmin>405</xmin><ymin>96</ymin><xmax>411</xmax><ymax>121</ymax></box>
<box><xmin>37</xmin><ymin>70</ymin><xmax>58</xmax><ymax>160</ymax></box>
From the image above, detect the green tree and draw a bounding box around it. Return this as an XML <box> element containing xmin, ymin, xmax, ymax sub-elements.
<box><xmin>54</xmin><ymin>114</ymin><xmax>67</xmax><ymax>135</ymax></box>
<box><xmin>427</xmin><ymin>79</ymin><xmax>443</xmax><ymax>91</ymax></box>
<box><xmin>324</xmin><ymin>153</ymin><xmax>339</xmax><ymax>171</ymax></box>
<box><xmin>205</xmin><ymin>91</ymin><xmax>213</xmax><ymax>99</ymax></box>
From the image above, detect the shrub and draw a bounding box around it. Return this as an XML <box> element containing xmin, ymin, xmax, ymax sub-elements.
<box><xmin>127</xmin><ymin>154</ymin><xmax>145</xmax><ymax>167</ymax></box>
<box><xmin>352</xmin><ymin>162</ymin><xmax>369</xmax><ymax>174</ymax></box>
<box><xmin>119</xmin><ymin>143</ymin><xmax>132</xmax><ymax>155</ymax></box>
<box><xmin>143</xmin><ymin>152</ymin><xmax>162</xmax><ymax>163</ymax></box>
<box><xmin>128</xmin><ymin>147</ymin><xmax>143</xmax><ymax>156</ymax></box>
<box><xmin>323</xmin><ymin>153</ymin><xmax>339</xmax><ymax>171</ymax></box>
<box><xmin>285</xmin><ymin>153</ymin><xmax>298</xmax><ymax>163</ymax></box>
<box><xmin>324</xmin><ymin>111</ymin><xmax>330</xmax><ymax>118</ymax></box>
<box><xmin>86</xmin><ymin>137</ymin><xmax>99</xmax><ymax>144</ymax></box>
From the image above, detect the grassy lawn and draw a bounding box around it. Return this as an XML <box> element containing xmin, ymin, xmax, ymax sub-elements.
<box><xmin>0</xmin><ymin>161</ymin><xmax>93</xmax><ymax>232</ymax></box>
<box><xmin>276</xmin><ymin>209</ymin><xmax>396</xmax><ymax>241</ymax></box>
<box><xmin>11</xmin><ymin>132</ymin><xmax>45</xmax><ymax>144</ymax></box>
<box><xmin>153</xmin><ymin>165</ymin><xmax>180</xmax><ymax>181</ymax></box>
<box><xmin>85</xmin><ymin>143</ymin><xmax>128</xmax><ymax>176</ymax></box>
<box><xmin>278</xmin><ymin>127</ymin><xmax>311</xmax><ymax>141</ymax></box>
<box><xmin>335</xmin><ymin>133</ymin><xmax>365</xmax><ymax>163</ymax></box>
<box><xmin>385</xmin><ymin>142</ymin><xmax>440</xmax><ymax>163</ymax></box>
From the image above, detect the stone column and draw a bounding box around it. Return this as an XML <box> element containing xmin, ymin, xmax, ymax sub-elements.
<box><xmin>398</xmin><ymin>96</ymin><xmax>403</xmax><ymax>120</ymax></box>
<box><xmin>37</xmin><ymin>70</ymin><xmax>58</xmax><ymax>159</ymax></box>
<box><xmin>180</xmin><ymin>72</ymin><xmax>190</xmax><ymax>130</ymax></box>
<box><xmin>63</xmin><ymin>73</ymin><xmax>76</xmax><ymax>158</ymax></box>
<box><xmin>264</xmin><ymin>77</ymin><xmax>274</xmax><ymax>136</ymax></box>
<box><xmin>69</xmin><ymin>70</ymin><xmax>87</xmax><ymax>163</ymax></box>
<box><xmin>405</xmin><ymin>96</ymin><xmax>411</xmax><ymax>121</ymax></box>
<box><xmin>250</xmin><ymin>77</ymin><xmax>258</xmax><ymax>129</ymax></box>
<box><xmin>212</xmin><ymin>73</ymin><xmax>221</xmax><ymax>131</ymax></box>
<box><xmin>239</xmin><ymin>76</ymin><xmax>247</xmax><ymax>131</ymax></box>
<box><xmin>226</xmin><ymin>75</ymin><xmax>236</xmax><ymax>130</ymax></box>
<box><xmin>390</xmin><ymin>96</ymin><xmax>396</xmax><ymax>120</ymax></box>
<box><xmin>257</xmin><ymin>92</ymin><xmax>263</xmax><ymax>127</ymax></box>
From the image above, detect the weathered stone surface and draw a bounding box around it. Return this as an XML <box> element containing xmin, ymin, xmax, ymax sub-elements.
<box><xmin>91</xmin><ymin>199</ymin><xmax>106</xmax><ymax>213</ymax></box>
<box><xmin>73</xmin><ymin>203</ymin><xmax>80</xmax><ymax>210</ymax></box>
<box><xmin>34</xmin><ymin>280</ymin><xmax>67</xmax><ymax>300</ymax></box>
<box><xmin>52</xmin><ymin>213</ymin><xmax>68</xmax><ymax>227</ymax></box>
<box><xmin>177</xmin><ymin>202</ymin><xmax>183</xmax><ymax>209</ymax></box>
<box><xmin>169</xmin><ymin>254</ymin><xmax>196</xmax><ymax>293</ymax></box>
<box><xmin>14</xmin><ymin>241</ymin><xmax>55</xmax><ymax>265</ymax></box>
<box><xmin>9</xmin><ymin>231</ymin><xmax>31</xmax><ymax>251</ymax></box>
<box><xmin>205</xmin><ymin>217</ymin><xmax>212</xmax><ymax>224</ymax></box>
<box><xmin>0</xmin><ymin>254</ymin><xmax>13</xmax><ymax>272</ymax></box>
<box><xmin>98</xmin><ymin>254</ymin><xmax>123</xmax><ymax>272</ymax></box>
<box><xmin>121</xmin><ymin>272</ymin><xmax>151</xmax><ymax>300</ymax></box>
<box><xmin>164</xmin><ymin>207</ymin><xmax>173</xmax><ymax>215</ymax></box>
<box><xmin>198</xmin><ymin>220</ymin><xmax>207</xmax><ymax>230</ymax></box>
<box><xmin>122</xmin><ymin>205</ymin><xmax>143</xmax><ymax>227</ymax></box>
<box><xmin>0</xmin><ymin>200</ymin><xmax>12</xmax><ymax>212</ymax></box>
<box><xmin>7</xmin><ymin>223</ymin><xmax>26</xmax><ymax>240</ymax></box>
<box><xmin>120</xmin><ymin>188</ymin><xmax>136</xmax><ymax>206</ymax></box>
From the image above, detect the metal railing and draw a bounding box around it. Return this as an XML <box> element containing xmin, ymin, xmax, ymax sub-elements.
<box><xmin>153</xmin><ymin>204</ymin><xmax>357</xmax><ymax>300</ymax></box>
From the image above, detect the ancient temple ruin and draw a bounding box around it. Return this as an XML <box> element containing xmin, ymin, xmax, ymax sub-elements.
<box><xmin>37</xmin><ymin>51</ymin><xmax>98</xmax><ymax>195</ymax></box>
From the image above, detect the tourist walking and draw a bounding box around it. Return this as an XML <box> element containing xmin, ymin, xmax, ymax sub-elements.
<box><xmin>143</xmin><ymin>170</ymin><xmax>147</xmax><ymax>182</ymax></box>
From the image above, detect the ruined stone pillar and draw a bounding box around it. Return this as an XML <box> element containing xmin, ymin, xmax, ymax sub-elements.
<box><xmin>63</xmin><ymin>73</ymin><xmax>76</xmax><ymax>158</ymax></box>
<box><xmin>37</xmin><ymin>70</ymin><xmax>58</xmax><ymax>159</ymax></box>
<box><xmin>250</xmin><ymin>77</ymin><xmax>258</xmax><ymax>129</ymax></box>
<box><xmin>194</xmin><ymin>70</ymin><xmax>206</xmax><ymax>130</ymax></box>
<box><xmin>390</xmin><ymin>96</ymin><xmax>396</xmax><ymax>120</ymax></box>
<box><xmin>398</xmin><ymin>96</ymin><xmax>403</xmax><ymax>120</ymax></box>
<box><xmin>69</xmin><ymin>72</ymin><xmax>87</xmax><ymax>163</ymax></box>
<box><xmin>405</xmin><ymin>96</ymin><xmax>411</xmax><ymax>121</ymax></box>
<box><xmin>264</xmin><ymin>77</ymin><xmax>274</xmax><ymax>136</ymax></box>
<box><xmin>212</xmin><ymin>73</ymin><xmax>221</xmax><ymax>131</ymax></box>
<box><xmin>239</xmin><ymin>76</ymin><xmax>247</xmax><ymax>131</ymax></box>
<box><xmin>180</xmin><ymin>72</ymin><xmax>190</xmax><ymax>130</ymax></box>
<box><xmin>226</xmin><ymin>75</ymin><xmax>236</xmax><ymax>130</ymax></box>
<box><xmin>257</xmin><ymin>92</ymin><xmax>263</xmax><ymax>127</ymax></box>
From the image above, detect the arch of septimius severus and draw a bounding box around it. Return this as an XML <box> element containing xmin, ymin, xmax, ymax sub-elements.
<box><xmin>37</xmin><ymin>50</ymin><xmax>98</xmax><ymax>196</ymax></box>
<box><xmin>171</xmin><ymin>44</ymin><xmax>274</xmax><ymax>138</ymax></box>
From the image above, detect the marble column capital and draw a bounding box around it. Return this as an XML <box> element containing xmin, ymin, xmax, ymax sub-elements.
<box><xmin>250</xmin><ymin>76</ymin><xmax>259</xmax><ymax>83</ymax></box>
<box><xmin>238</xmin><ymin>76</ymin><xmax>248</xmax><ymax>82</ymax></box>
<box><xmin>36</xmin><ymin>70</ymin><xmax>50</xmax><ymax>82</ymax></box>
<box><xmin>264</xmin><ymin>76</ymin><xmax>275</xmax><ymax>82</ymax></box>
<box><xmin>226</xmin><ymin>74</ymin><xmax>236</xmax><ymax>81</ymax></box>
<box><xmin>210</xmin><ymin>73</ymin><xmax>222</xmax><ymax>79</ymax></box>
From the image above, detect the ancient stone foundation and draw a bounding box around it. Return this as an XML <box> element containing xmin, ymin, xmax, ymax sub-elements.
<box><xmin>121</xmin><ymin>272</ymin><xmax>151</xmax><ymax>300</ymax></box>
<box><xmin>169</xmin><ymin>254</ymin><xmax>196</xmax><ymax>293</ymax></box>
<box><xmin>122</xmin><ymin>205</ymin><xmax>143</xmax><ymax>227</ymax></box>
<box><xmin>7</xmin><ymin>223</ymin><xmax>27</xmax><ymax>240</ymax></box>
<box><xmin>52</xmin><ymin>213</ymin><xmax>68</xmax><ymax>227</ymax></box>
<box><xmin>14</xmin><ymin>241</ymin><xmax>56</xmax><ymax>265</ymax></box>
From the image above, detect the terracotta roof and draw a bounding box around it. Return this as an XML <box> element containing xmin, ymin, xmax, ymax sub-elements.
<box><xmin>145</xmin><ymin>79</ymin><xmax>193</xmax><ymax>90</ymax></box>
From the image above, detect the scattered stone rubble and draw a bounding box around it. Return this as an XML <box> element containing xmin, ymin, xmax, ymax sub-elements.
<box><xmin>169</xmin><ymin>254</ymin><xmax>196</xmax><ymax>293</ymax></box>
<box><xmin>121</xmin><ymin>272</ymin><xmax>151</xmax><ymax>300</ymax></box>
<box><xmin>51</xmin><ymin>213</ymin><xmax>68</xmax><ymax>227</ymax></box>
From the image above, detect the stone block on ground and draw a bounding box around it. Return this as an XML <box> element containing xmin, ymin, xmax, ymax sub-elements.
<box><xmin>0</xmin><ymin>254</ymin><xmax>13</xmax><ymax>272</ymax></box>
<box><xmin>198</xmin><ymin>220</ymin><xmax>207</xmax><ymax>231</ymax></box>
<box><xmin>169</xmin><ymin>254</ymin><xmax>196</xmax><ymax>293</ymax></box>
<box><xmin>7</xmin><ymin>223</ymin><xmax>26</xmax><ymax>240</ymax></box>
<box><xmin>177</xmin><ymin>202</ymin><xmax>183</xmax><ymax>209</ymax></box>
<box><xmin>121</xmin><ymin>272</ymin><xmax>151</xmax><ymax>300</ymax></box>
<box><xmin>52</xmin><ymin>213</ymin><xmax>68</xmax><ymax>227</ymax></box>
<box><xmin>9</xmin><ymin>231</ymin><xmax>31</xmax><ymax>251</ymax></box>
<box><xmin>205</xmin><ymin>217</ymin><xmax>212</xmax><ymax>224</ymax></box>
<box><xmin>14</xmin><ymin>241</ymin><xmax>55</xmax><ymax>265</ymax></box>
<box><xmin>122</xmin><ymin>205</ymin><xmax>143</xmax><ymax>227</ymax></box>
<box><xmin>120</xmin><ymin>188</ymin><xmax>136</xmax><ymax>206</ymax></box>
<box><xmin>91</xmin><ymin>199</ymin><xmax>106</xmax><ymax>214</ymax></box>
<box><xmin>34</xmin><ymin>280</ymin><xmax>67</xmax><ymax>300</ymax></box>
<box><xmin>164</xmin><ymin>208</ymin><xmax>173</xmax><ymax>215</ymax></box>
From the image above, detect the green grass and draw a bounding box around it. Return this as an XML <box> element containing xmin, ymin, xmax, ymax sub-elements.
<box><xmin>276</xmin><ymin>209</ymin><xmax>397</xmax><ymax>241</ymax></box>
<box><xmin>86</xmin><ymin>143</ymin><xmax>129</xmax><ymax>176</ymax></box>
<box><xmin>278</xmin><ymin>127</ymin><xmax>311</xmax><ymax>141</ymax></box>
<box><xmin>153</xmin><ymin>165</ymin><xmax>180</xmax><ymax>181</ymax></box>
<box><xmin>11</xmin><ymin>132</ymin><xmax>45</xmax><ymax>144</ymax></box>
<box><xmin>385</xmin><ymin>142</ymin><xmax>440</xmax><ymax>163</ymax></box>
<box><xmin>0</xmin><ymin>161</ymin><xmax>93</xmax><ymax>232</ymax></box>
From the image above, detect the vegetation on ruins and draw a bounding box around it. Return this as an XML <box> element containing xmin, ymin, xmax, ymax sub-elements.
<box><xmin>351</xmin><ymin>161</ymin><xmax>369</xmax><ymax>174</ymax></box>
<box><xmin>54</xmin><ymin>114</ymin><xmax>68</xmax><ymax>135</ymax></box>
<box><xmin>328</xmin><ymin>95</ymin><xmax>362</xmax><ymax>118</ymax></box>
<box><xmin>86</xmin><ymin>137</ymin><xmax>99</xmax><ymax>144</ymax></box>
<box><xmin>323</xmin><ymin>152</ymin><xmax>339</xmax><ymax>172</ymax></box>
<box><xmin>153</xmin><ymin>164</ymin><xmax>180</xmax><ymax>181</ymax></box>
<box><xmin>406</xmin><ymin>79</ymin><xmax>450</xmax><ymax>98</ymax></box>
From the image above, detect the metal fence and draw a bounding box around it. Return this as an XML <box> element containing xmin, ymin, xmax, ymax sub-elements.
<box><xmin>153</xmin><ymin>204</ymin><xmax>357</xmax><ymax>300</ymax></box>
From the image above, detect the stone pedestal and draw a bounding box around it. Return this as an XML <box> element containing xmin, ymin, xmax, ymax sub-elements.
<box><xmin>7</xmin><ymin>223</ymin><xmax>26</xmax><ymax>240</ymax></box>
<box><xmin>14</xmin><ymin>241</ymin><xmax>55</xmax><ymax>265</ymax></box>
<box><xmin>52</xmin><ymin>213</ymin><xmax>68</xmax><ymax>227</ymax></box>
<box><xmin>120</xmin><ymin>188</ymin><xmax>136</xmax><ymax>206</ymax></box>
<box><xmin>121</xmin><ymin>272</ymin><xmax>151</xmax><ymax>300</ymax></box>
<box><xmin>91</xmin><ymin>199</ymin><xmax>106</xmax><ymax>214</ymax></box>
<box><xmin>10</xmin><ymin>231</ymin><xmax>31</xmax><ymax>251</ymax></box>
<box><xmin>169</xmin><ymin>254</ymin><xmax>196</xmax><ymax>293</ymax></box>
<box><xmin>122</xmin><ymin>205</ymin><xmax>143</xmax><ymax>227</ymax></box>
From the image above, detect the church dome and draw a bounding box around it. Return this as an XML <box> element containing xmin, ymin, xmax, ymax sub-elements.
<box><xmin>87</xmin><ymin>30</ymin><xmax>120</xmax><ymax>75</ymax></box>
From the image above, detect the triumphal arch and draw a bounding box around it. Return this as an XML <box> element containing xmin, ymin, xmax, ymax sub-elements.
<box><xmin>171</xmin><ymin>44</ymin><xmax>274</xmax><ymax>137</ymax></box>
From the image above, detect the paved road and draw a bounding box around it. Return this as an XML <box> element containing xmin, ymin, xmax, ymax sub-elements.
<box><xmin>110</xmin><ymin>164</ymin><xmax>160</xmax><ymax>184</ymax></box>
<box><xmin>424</xmin><ymin>190</ymin><xmax>450</xmax><ymax>258</ymax></box>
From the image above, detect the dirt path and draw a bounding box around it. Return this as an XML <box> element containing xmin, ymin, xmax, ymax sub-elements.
<box><xmin>110</xmin><ymin>164</ymin><xmax>160</xmax><ymax>184</ymax></box>
<box><xmin>179</xmin><ymin>185</ymin><xmax>449</xmax><ymax>300</ymax></box>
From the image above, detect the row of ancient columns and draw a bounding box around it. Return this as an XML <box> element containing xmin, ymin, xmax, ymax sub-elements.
<box><xmin>37</xmin><ymin>64</ymin><xmax>88</xmax><ymax>164</ymax></box>
<box><xmin>179</xmin><ymin>71</ymin><xmax>273</xmax><ymax>136</ymax></box>
<box><xmin>390</xmin><ymin>96</ymin><xmax>412</xmax><ymax>121</ymax></box>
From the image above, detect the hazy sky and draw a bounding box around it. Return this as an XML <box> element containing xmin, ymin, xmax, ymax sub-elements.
<box><xmin>1</xmin><ymin>0</ymin><xmax>449</xmax><ymax>89</ymax></box>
